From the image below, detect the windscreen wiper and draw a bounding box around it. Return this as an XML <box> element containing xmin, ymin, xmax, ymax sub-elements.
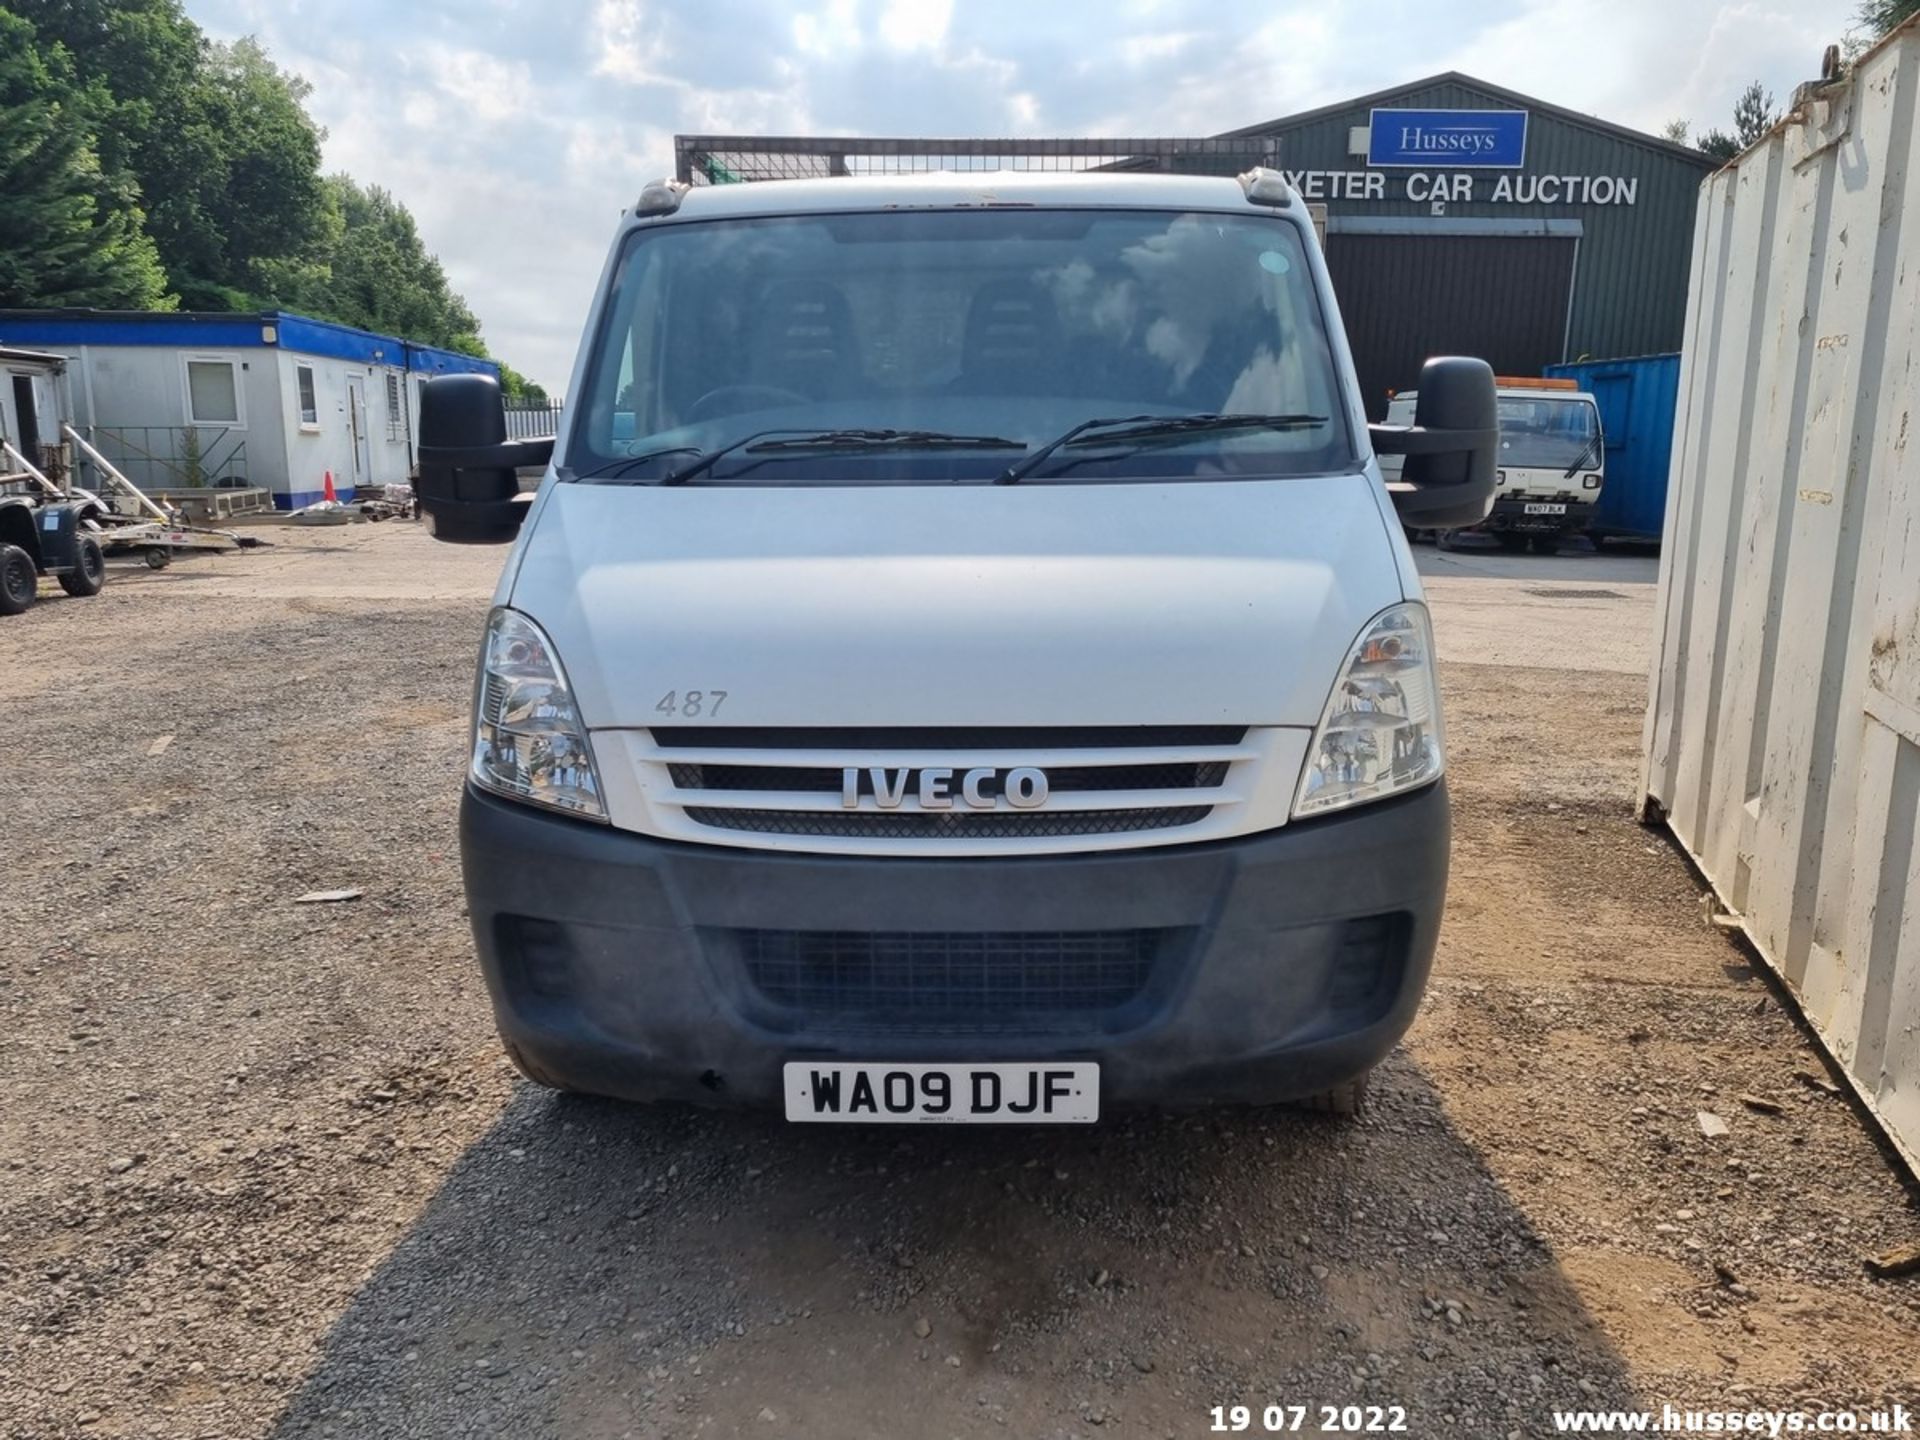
<box><xmin>662</xmin><ymin>428</ymin><xmax>1024</xmax><ymax>485</ymax></box>
<box><xmin>1562</xmin><ymin>431</ymin><xmax>1603</xmax><ymax>479</ymax></box>
<box><xmin>997</xmin><ymin>412</ymin><xmax>1331</xmax><ymax>484</ymax></box>
<box><xmin>571</xmin><ymin>447</ymin><xmax>704</xmax><ymax>484</ymax></box>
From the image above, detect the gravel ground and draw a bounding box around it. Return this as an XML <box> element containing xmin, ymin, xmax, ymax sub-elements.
<box><xmin>1</xmin><ymin>529</ymin><xmax>1916</xmax><ymax>1440</ymax></box>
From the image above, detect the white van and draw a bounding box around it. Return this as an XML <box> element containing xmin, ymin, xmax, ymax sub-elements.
<box><xmin>414</xmin><ymin>169</ymin><xmax>1497</xmax><ymax>1122</ymax></box>
<box><xmin>1383</xmin><ymin>378</ymin><xmax>1603</xmax><ymax>552</ymax></box>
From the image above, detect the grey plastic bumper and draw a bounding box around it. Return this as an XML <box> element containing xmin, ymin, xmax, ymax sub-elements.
<box><xmin>460</xmin><ymin>779</ymin><xmax>1450</xmax><ymax>1110</ymax></box>
<box><xmin>1487</xmin><ymin>495</ymin><xmax>1594</xmax><ymax>531</ymax></box>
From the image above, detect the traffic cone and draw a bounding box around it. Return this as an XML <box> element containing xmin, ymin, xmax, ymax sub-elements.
<box><xmin>322</xmin><ymin>470</ymin><xmax>337</xmax><ymax>503</ymax></box>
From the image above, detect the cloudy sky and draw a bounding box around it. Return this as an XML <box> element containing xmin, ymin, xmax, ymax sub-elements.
<box><xmin>192</xmin><ymin>0</ymin><xmax>1847</xmax><ymax>392</ymax></box>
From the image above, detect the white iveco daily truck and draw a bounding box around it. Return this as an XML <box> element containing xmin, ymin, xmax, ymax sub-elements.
<box><xmin>412</xmin><ymin>167</ymin><xmax>1498</xmax><ymax>1123</ymax></box>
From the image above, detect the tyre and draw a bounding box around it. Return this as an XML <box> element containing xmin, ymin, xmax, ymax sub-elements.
<box><xmin>1296</xmin><ymin>1070</ymin><xmax>1372</xmax><ymax>1117</ymax></box>
<box><xmin>0</xmin><ymin>543</ymin><xmax>37</xmax><ymax>615</ymax></box>
<box><xmin>1530</xmin><ymin>533</ymin><xmax>1560</xmax><ymax>555</ymax></box>
<box><xmin>500</xmin><ymin>1035</ymin><xmax>579</xmax><ymax>1093</ymax></box>
<box><xmin>57</xmin><ymin>535</ymin><xmax>106</xmax><ymax>598</ymax></box>
<box><xmin>145</xmin><ymin>547</ymin><xmax>172</xmax><ymax>570</ymax></box>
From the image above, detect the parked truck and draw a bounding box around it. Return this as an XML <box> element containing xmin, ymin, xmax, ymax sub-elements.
<box><xmin>1385</xmin><ymin>376</ymin><xmax>1604</xmax><ymax>551</ymax></box>
<box><xmin>408</xmin><ymin>167</ymin><xmax>1498</xmax><ymax>1123</ymax></box>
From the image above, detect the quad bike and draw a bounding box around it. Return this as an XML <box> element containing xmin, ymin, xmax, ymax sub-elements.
<box><xmin>0</xmin><ymin>496</ymin><xmax>106</xmax><ymax>616</ymax></box>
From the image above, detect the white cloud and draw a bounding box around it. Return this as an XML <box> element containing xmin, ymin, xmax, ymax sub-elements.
<box><xmin>792</xmin><ymin>0</ymin><xmax>863</xmax><ymax>59</ymax></box>
<box><xmin>1425</xmin><ymin>0</ymin><xmax>1835</xmax><ymax>137</ymax></box>
<box><xmin>1119</xmin><ymin>30</ymin><xmax>1197</xmax><ymax>66</ymax></box>
<box><xmin>426</xmin><ymin>45</ymin><xmax>534</xmax><ymax>126</ymax></box>
<box><xmin>878</xmin><ymin>0</ymin><xmax>954</xmax><ymax>51</ymax></box>
<box><xmin>594</xmin><ymin>0</ymin><xmax>679</xmax><ymax>85</ymax></box>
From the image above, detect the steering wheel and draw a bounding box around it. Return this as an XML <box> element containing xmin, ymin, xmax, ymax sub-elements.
<box><xmin>686</xmin><ymin>385</ymin><xmax>810</xmax><ymax>422</ymax></box>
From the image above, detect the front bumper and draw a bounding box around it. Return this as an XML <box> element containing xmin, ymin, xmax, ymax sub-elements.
<box><xmin>1486</xmin><ymin>495</ymin><xmax>1596</xmax><ymax>532</ymax></box>
<box><xmin>460</xmin><ymin>779</ymin><xmax>1450</xmax><ymax>1110</ymax></box>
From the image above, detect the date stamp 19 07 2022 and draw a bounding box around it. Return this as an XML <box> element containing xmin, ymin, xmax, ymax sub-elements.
<box><xmin>1210</xmin><ymin>1405</ymin><xmax>1410</xmax><ymax>1434</ymax></box>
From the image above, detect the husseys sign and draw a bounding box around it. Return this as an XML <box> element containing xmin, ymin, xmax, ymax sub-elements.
<box><xmin>1369</xmin><ymin>108</ymin><xmax>1528</xmax><ymax>167</ymax></box>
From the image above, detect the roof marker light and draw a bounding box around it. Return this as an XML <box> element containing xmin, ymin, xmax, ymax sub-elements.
<box><xmin>1238</xmin><ymin>167</ymin><xmax>1296</xmax><ymax>209</ymax></box>
<box><xmin>636</xmin><ymin>179</ymin><xmax>690</xmax><ymax>216</ymax></box>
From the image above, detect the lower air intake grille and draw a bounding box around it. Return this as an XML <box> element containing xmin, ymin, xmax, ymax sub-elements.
<box><xmin>730</xmin><ymin>927</ymin><xmax>1186</xmax><ymax>1033</ymax></box>
<box><xmin>683</xmin><ymin>806</ymin><xmax>1212</xmax><ymax>839</ymax></box>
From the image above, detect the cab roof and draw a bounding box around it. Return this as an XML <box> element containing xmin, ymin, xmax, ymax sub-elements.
<box><xmin>632</xmin><ymin>169</ymin><xmax>1287</xmax><ymax>223</ymax></box>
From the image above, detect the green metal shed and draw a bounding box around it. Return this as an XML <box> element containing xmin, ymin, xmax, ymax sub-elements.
<box><xmin>1223</xmin><ymin>73</ymin><xmax>1719</xmax><ymax>416</ymax></box>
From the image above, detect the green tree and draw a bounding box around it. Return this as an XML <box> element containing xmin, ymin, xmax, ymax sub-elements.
<box><xmin>10</xmin><ymin>1</ymin><xmax>326</xmax><ymax>306</ymax></box>
<box><xmin>190</xmin><ymin>37</ymin><xmax>326</xmax><ymax>304</ymax></box>
<box><xmin>1666</xmin><ymin>79</ymin><xmax>1780</xmax><ymax>163</ymax></box>
<box><xmin>1857</xmin><ymin>0</ymin><xmax>1918</xmax><ymax>36</ymax></box>
<box><xmin>8</xmin><ymin>0</ymin><xmax>221</xmax><ymax>287</ymax></box>
<box><xmin>0</xmin><ymin>7</ymin><xmax>170</xmax><ymax>308</ymax></box>
<box><xmin>496</xmin><ymin>362</ymin><xmax>549</xmax><ymax>406</ymax></box>
<box><xmin>1696</xmin><ymin>129</ymin><xmax>1740</xmax><ymax>161</ymax></box>
<box><xmin>305</xmin><ymin>175</ymin><xmax>482</xmax><ymax>350</ymax></box>
<box><xmin>1733</xmin><ymin>81</ymin><xmax>1777</xmax><ymax>147</ymax></box>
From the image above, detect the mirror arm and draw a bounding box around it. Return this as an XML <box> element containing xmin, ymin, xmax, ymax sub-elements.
<box><xmin>1369</xmin><ymin>423</ymin><xmax>1498</xmax><ymax>457</ymax></box>
<box><xmin>417</xmin><ymin>437</ymin><xmax>555</xmax><ymax>470</ymax></box>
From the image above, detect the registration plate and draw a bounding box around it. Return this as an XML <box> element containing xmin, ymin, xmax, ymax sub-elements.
<box><xmin>1523</xmin><ymin>502</ymin><xmax>1567</xmax><ymax>515</ymax></box>
<box><xmin>783</xmin><ymin>1061</ymin><xmax>1099</xmax><ymax>1124</ymax></box>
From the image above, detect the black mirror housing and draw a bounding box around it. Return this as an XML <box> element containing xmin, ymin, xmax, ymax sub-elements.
<box><xmin>1370</xmin><ymin>356</ymin><xmax>1499</xmax><ymax>530</ymax></box>
<box><xmin>415</xmin><ymin>375</ymin><xmax>553</xmax><ymax>544</ymax></box>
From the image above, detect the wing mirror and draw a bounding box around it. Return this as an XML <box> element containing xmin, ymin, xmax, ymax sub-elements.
<box><xmin>1370</xmin><ymin>357</ymin><xmax>1499</xmax><ymax>530</ymax></box>
<box><xmin>415</xmin><ymin>375</ymin><xmax>553</xmax><ymax>544</ymax></box>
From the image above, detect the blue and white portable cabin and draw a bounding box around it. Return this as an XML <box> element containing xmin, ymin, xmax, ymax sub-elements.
<box><xmin>0</xmin><ymin>310</ymin><xmax>498</xmax><ymax>508</ymax></box>
<box><xmin>0</xmin><ymin>344</ymin><xmax>73</xmax><ymax>480</ymax></box>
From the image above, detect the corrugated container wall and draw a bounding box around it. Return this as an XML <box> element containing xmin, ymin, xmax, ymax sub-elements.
<box><xmin>1643</xmin><ymin>18</ymin><xmax>1920</xmax><ymax>1174</ymax></box>
<box><xmin>1546</xmin><ymin>353</ymin><xmax>1681</xmax><ymax>542</ymax></box>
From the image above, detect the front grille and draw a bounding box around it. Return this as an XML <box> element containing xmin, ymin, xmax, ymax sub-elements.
<box><xmin>652</xmin><ymin>725</ymin><xmax>1247</xmax><ymax>749</ymax></box>
<box><xmin>683</xmin><ymin>805</ymin><xmax>1213</xmax><ymax>838</ymax></box>
<box><xmin>670</xmin><ymin>761</ymin><xmax>1229</xmax><ymax>793</ymax></box>
<box><xmin>728</xmin><ymin>927</ymin><xmax>1187</xmax><ymax>1033</ymax></box>
<box><xmin>648</xmin><ymin>724</ymin><xmax>1251</xmax><ymax>850</ymax></box>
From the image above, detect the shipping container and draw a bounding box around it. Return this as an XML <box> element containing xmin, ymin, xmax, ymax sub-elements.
<box><xmin>1546</xmin><ymin>353</ymin><xmax>1680</xmax><ymax>543</ymax></box>
<box><xmin>1643</xmin><ymin>17</ymin><xmax>1920</xmax><ymax>1175</ymax></box>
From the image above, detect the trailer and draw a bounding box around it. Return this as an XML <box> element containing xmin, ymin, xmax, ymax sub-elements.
<box><xmin>59</xmin><ymin>424</ymin><xmax>246</xmax><ymax>567</ymax></box>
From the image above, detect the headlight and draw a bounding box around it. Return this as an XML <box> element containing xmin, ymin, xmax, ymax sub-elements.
<box><xmin>1293</xmin><ymin>603</ymin><xmax>1443</xmax><ymax>819</ymax></box>
<box><xmin>471</xmin><ymin>607</ymin><xmax>607</xmax><ymax>821</ymax></box>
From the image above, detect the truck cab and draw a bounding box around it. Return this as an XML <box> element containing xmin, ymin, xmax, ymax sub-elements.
<box><xmin>410</xmin><ymin>168</ymin><xmax>1497</xmax><ymax>1123</ymax></box>
<box><xmin>1385</xmin><ymin>377</ymin><xmax>1603</xmax><ymax>552</ymax></box>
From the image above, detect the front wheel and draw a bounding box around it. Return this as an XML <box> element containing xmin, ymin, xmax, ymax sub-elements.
<box><xmin>1296</xmin><ymin>1069</ymin><xmax>1372</xmax><ymax>1117</ymax></box>
<box><xmin>57</xmin><ymin>535</ymin><xmax>106</xmax><ymax>597</ymax></box>
<box><xmin>0</xmin><ymin>543</ymin><xmax>37</xmax><ymax>615</ymax></box>
<box><xmin>500</xmin><ymin>1036</ymin><xmax>581</xmax><ymax>1094</ymax></box>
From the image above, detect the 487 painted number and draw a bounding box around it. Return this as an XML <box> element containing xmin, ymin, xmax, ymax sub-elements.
<box><xmin>654</xmin><ymin>690</ymin><xmax>728</xmax><ymax>719</ymax></box>
<box><xmin>1211</xmin><ymin>1406</ymin><xmax>1408</xmax><ymax>1433</ymax></box>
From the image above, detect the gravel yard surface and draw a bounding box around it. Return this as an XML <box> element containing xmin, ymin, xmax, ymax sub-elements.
<box><xmin>2</xmin><ymin>527</ymin><xmax>1916</xmax><ymax>1440</ymax></box>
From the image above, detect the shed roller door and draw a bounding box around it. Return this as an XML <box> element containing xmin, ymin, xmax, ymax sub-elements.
<box><xmin>1327</xmin><ymin>233</ymin><xmax>1577</xmax><ymax>420</ymax></box>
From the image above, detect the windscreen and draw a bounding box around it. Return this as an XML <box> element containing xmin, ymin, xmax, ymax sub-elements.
<box><xmin>1496</xmin><ymin>395</ymin><xmax>1600</xmax><ymax>470</ymax></box>
<box><xmin>569</xmin><ymin>208</ymin><xmax>1354</xmax><ymax>483</ymax></box>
